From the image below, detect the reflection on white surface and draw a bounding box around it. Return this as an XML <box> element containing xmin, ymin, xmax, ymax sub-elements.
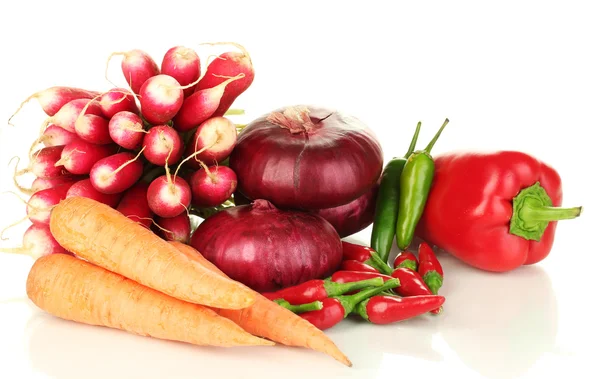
<box><xmin>434</xmin><ymin>253</ymin><xmax>557</xmax><ymax>379</ymax></box>
<box><xmin>0</xmin><ymin>241</ymin><xmax>572</xmax><ymax>379</ymax></box>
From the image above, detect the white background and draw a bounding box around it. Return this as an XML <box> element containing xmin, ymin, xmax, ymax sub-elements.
<box><xmin>0</xmin><ymin>1</ymin><xmax>598</xmax><ymax>378</ymax></box>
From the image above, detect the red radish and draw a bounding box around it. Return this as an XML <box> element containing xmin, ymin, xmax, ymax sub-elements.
<box><xmin>312</xmin><ymin>181</ymin><xmax>379</xmax><ymax>238</ymax></box>
<box><xmin>19</xmin><ymin>146</ymin><xmax>66</xmax><ymax>179</ymax></box>
<box><xmin>161</xmin><ymin>46</ymin><xmax>201</xmax><ymax>98</ymax></box>
<box><xmin>190</xmin><ymin>164</ymin><xmax>237</xmax><ymax>207</ymax></box>
<box><xmin>28</xmin><ymin>125</ymin><xmax>80</xmax><ymax>160</ymax></box>
<box><xmin>42</xmin><ymin>98</ymin><xmax>103</xmax><ymax>133</ymax></box>
<box><xmin>75</xmin><ymin>114</ymin><xmax>112</xmax><ymax>145</ymax></box>
<box><xmin>31</xmin><ymin>175</ymin><xmax>83</xmax><ymax>193</ymax></box>
<box><xmin>142</xmin><ymin>125</ymin><xmax>183</xmax><ymax>165</ymax></box>
<box><xmin>55</xmin><ymin>140</ymin><xmax>116</xmax><ymax>175</ymax></box>
<box><xmin>173</xmin><ymin>74</ymin><xmax>244</xmax><ymax>132</ymax></box>
<box><xmin>139</xmin><ymin>74</ymin><xmax>184</xmax><ymax>125</ymax></box>
<box><xmin>116</xmin><ymin>182</ymin><xmax>153</xmax><ymax>228</ymax></box>
<box><xmin>190</xmin><ymin>199</ymin><xmax>343</xmax><ymax>292</ymax></box>
<box><xmin>184</xmin><ymin>117</ymin><xmax>237</xmax><ymax>168</ymax></box>
<box><xmin>66</xmin><ymin>179</ymin><xmax>122</xmax><ymax>207</ymax></box>
<box><xmin>147</xmin><ymin>175</ymin><xmax>192</xmax><ymax>218</ymax></box>
<box><xmin>99</xmin><ymin>88</ymin><xmax>138</xmax><ymax>118</ymax></box>
<box><xmin>0</xmin><ymin>224</ymin><xmax>69</xmax><ymax>259</ymax></box>
<box><xmin>106</xmin><ymin>49</ymin><xmax>160</xmax><ymax>95</ymax></box>
<box><xmin>194</xmin><ymin>44</ymin><xmax>255</xmax><ymax>117</ymax></box>
<box><xmin>154</xmin><ymin>213</ymin><xmax>191</xmax><ymax>243</ymax></box>
<box><xmin>229</xmin><ymin>105</ymin><xmax>384</xmax><ymax>210</ymax></box>
<box><xmin>40</xmin><ymin>124</ymin><xmax>79</xmax><ymax>147</ymax></box>
<box><xmin>108</xmin><ymin>111</ymin><xmax>145</xmax><ymax>149</ymax></box>
<box><xmin>27</xmin><ymin>182</ymin><xmax>74</xmax><ymax>225</ymax></box>
<box><xmin>89</xmin><ymin>151</ymin><xmax>144</xmax><ymax>194</ymax></box>
<box><xmin>8</xmin><ymin>86</ymin><xmax>99</xmax><ymax>126</ymax></box>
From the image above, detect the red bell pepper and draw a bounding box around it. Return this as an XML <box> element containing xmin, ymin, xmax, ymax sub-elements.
<box><xmin>416</xmin><ymin>151</ymin><xmax>582</xmax><ymax>272</ymax></box>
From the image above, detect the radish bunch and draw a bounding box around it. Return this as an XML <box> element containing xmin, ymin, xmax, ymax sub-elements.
<box><xmin>4</xmin><ymin>42</ymin><xmax>255</xmax><ymax>257</ymax></box>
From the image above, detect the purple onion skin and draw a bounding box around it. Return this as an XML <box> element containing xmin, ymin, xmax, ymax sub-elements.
<box><xmin>189</xmin><ymin>199</ymin><xmax>343</xmax><ymax>292</ymax></box>
<box><xmin>229</xmin><ymin>105</ymin><xmax>383</xmax><ymax>210</ymax></box>
<box><xmin>313</xmin><ymin>182</ymin><xmax>379</xmax><ymax>238</ymax></box>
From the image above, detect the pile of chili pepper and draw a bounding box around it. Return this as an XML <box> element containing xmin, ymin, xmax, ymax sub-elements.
<box><xmin>262</xmin><ymin>240</ymin><xmax>446</xmax><ymax>330</ymax></box>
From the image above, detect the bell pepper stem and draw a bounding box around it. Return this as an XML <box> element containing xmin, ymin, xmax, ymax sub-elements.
<box><xmin>403</xmin><ymin>121</ymin><xmax>422</xmax><ymax>159</ymax></box>
<box><xmin>323</xmin><ymin>277</ymin><xmax>384</xmax><ymax>297</ymax></box>
<box><xmin>365</xmin><ymin>252</ymin><xmax>393</xmax><ymax>275</ymax></box>
<box><xmin>334</xmin><ymin>278</ymin><xmax>400</xmax><ymax>317</ymax></box>
<box><xmin>423</xmin><ymin>118</ymin><xmax>450</xmax><ymax>154</ymax></box>
<box><xmin>273</xmin><ymin>299</ymin><xmax>323</xmax><ymax>313</ymax></box>
<box><xmin>520</xmin><ymin>204</ymin><xmax>582</xmax><ymax>222</ymax></box>
<box><xmin>510</xmin><ymin>182</ymin><xmax>583</xmax><ymax>241</ymax></box>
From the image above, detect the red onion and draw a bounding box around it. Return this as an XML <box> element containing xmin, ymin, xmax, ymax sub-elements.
<box><xmin>312</xmin><ymin>181</ymin><xmax>379</xmax><ymax>238</ymax></box>
<box><xmin>229</xmin><ymin>105</ymin><xmax>383</xmax><ymax>210</ymax></box>
<box><xmin>190</xmin><ymin>199</ymin><xmax>343</xmax><ymax>292</ymax></box>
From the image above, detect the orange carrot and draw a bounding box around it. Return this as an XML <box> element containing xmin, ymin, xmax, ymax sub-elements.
<box><xmin>26</xmin><ymin>253</ymin><xmax>274</xmax><ymax>347</ymax></box>
<box><xmin>170</xmin><ymin>241</ymin><xmax>352</xmax><ymax>367</ymax></box>
<box><xmin>49</xmin><ymin>196</ymin><xmax>255</xmax><ymax>310</ymax></box>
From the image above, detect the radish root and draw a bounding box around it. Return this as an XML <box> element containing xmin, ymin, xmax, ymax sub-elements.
<box><xmin>149</xmin><ymin>218</ymin><xmax>177</xmax><ymax>240</ymax></box>
<box><xmin>172</xmin><ymin>139</ymin><xmax>218</xmax><ymax>181</ymax></box>
<box><xmin>104</xmin><ymin>51</ymin><xmax>128</xmax><ymax>88</ymax></box>
<box><xmin>197</xmin><ymin>160</ymin><xmax>218</xmax><ymax>183</ymax></box>
<box><xmin>9</xmin><ymin>157</ymin><xmax>34</xmax><ymax>195</ymax></box>
<box><xmin>101</xmin><ymin>147</ymin><xmax>145</xmax><ymax>181</ymax></box>
<box><xmin>8</xmin><ymin>91</ymin><xmax>41</xmax><ymax>127</ymax></box>
<box><xmin>0</xmin><ymin>215</ymin><xmax>30</xmax><ymax>241</ymax></box>
<box><xmin>197</xmin><ymin>41</ymin><xmax>252</xmax><ymax>63</ymax></box>
<box><xmin>120</xmin><ymin>119</ymin><xmax>148</xmax><ymax>133</ymax></box>
<box><xmin>54</xmin><ymin>148</ymin><xmax>86</xmax><ymax>167</ymax></box>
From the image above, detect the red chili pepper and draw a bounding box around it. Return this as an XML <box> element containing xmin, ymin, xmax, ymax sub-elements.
<box><xmin>417</xmin><ymin>242</ymin><xmax>443</xmax><ymax>294</ymax></box>
<box><xmin>331</xmin><ymin>270</ymin><xmax>393</xmax><ymax>284</ymax></box>
<box><xmin>261</xmin><ymin>277</ymin><xmax>384</xmax><ymax>305</ymax></box>
<box><xmin>416</xmin><ymin>151</ymin><xmax>583</xmax><ymax>272</ymax></box>
<box><xmin>341</xmin><ymin>260</ymin><xmax>381</xmax><ymax>273</ymax></box>
<box><xmin>342</xmin><ymin>241</ymin><xmax>375</xmax><ymax>261</ymax></box>
<box><xmin>393</xmin><ymin>251</ymin><xmax>418</xmax><ymax>271</ymax></box>
<box><xmin>341</xmin><ymin>241</ymin><xmax>393</xmax><ymax>274</ymax></box>
<box><xmin>299</xmin><ymin>278</ymin><xmax>400</xmax><ymax>330</ymax></box>
<box><xmin>391</xmin><ymin>267</ymin><xmax>442</xmax><ymax>314</ymax></box>
<box><xmin>355</xmin><ymin>295</ymin><xmax>445</xmax><ymax>324</ymax></box>
<box><xmin>390</xmin><ymin>267</ymin><xmax>431</xmax><ymax>297</ymax></box>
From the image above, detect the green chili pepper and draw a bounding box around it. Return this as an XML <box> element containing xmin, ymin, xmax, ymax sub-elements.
<box><xmin>396</xmin><ymin>118</ymin><xmax>450</xmax><ymax>250</ymax></box>
<box><xmin>370</xmin><ymin>122</ymin><xmax>422</xmax><ymax>261</ymax></box>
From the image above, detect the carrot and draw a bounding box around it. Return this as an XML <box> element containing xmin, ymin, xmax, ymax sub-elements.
<box><xmin>170</xmin><ymin>241</ymin><xmax>352</xmax><ymax>367</ymax></box>
<box><xmin>49</xmin><ymin>196</ymin><xmax>256</xmax><ymax>310</ymax></box>
<box><xmin>27</xmin><ymin>253</ymin><xmax>273</xmax><ymax>348</ymax></box>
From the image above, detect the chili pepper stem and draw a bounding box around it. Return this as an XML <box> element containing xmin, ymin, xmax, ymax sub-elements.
<box><xmin>334</xmin><ymin>278</ymin><xmax>400</xmax><ymax>317</ymax></box>
<box><xmin>422</xmin><ymin>271</ymin><xmax>443</xmax><ymax>295</ymax></box>
<box><xmin>323</xmin><ymin>277</ymin><xmax>384</xmax><ymax>297</ymax></box>
<box><xmin>423</xmin><ymin>118</ymin><xmax>450</xmax><ymax>155</ymax></box>
<box><xmin>404</xmin><ymin>121</ymin><xmax>422</xmax><ymax>159</ymax></box>
<box><xmin>366</xmin><ymin>252</ymin><xmax>393</xmax><ymax>275</ymax></box>
<box><xmin>510</xmin><ymin>182</ymin><xmax>583</xmax><ymax>241</ymax></box>
<box><xmin>398</xmin><ymin>260</ymin><xmax>417</xmax><ymax>271</ymax></box>
<box><xmin>274</xmin><ymin>299</ymin><xmax>324</xmax><ymax>313</ymax></box>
